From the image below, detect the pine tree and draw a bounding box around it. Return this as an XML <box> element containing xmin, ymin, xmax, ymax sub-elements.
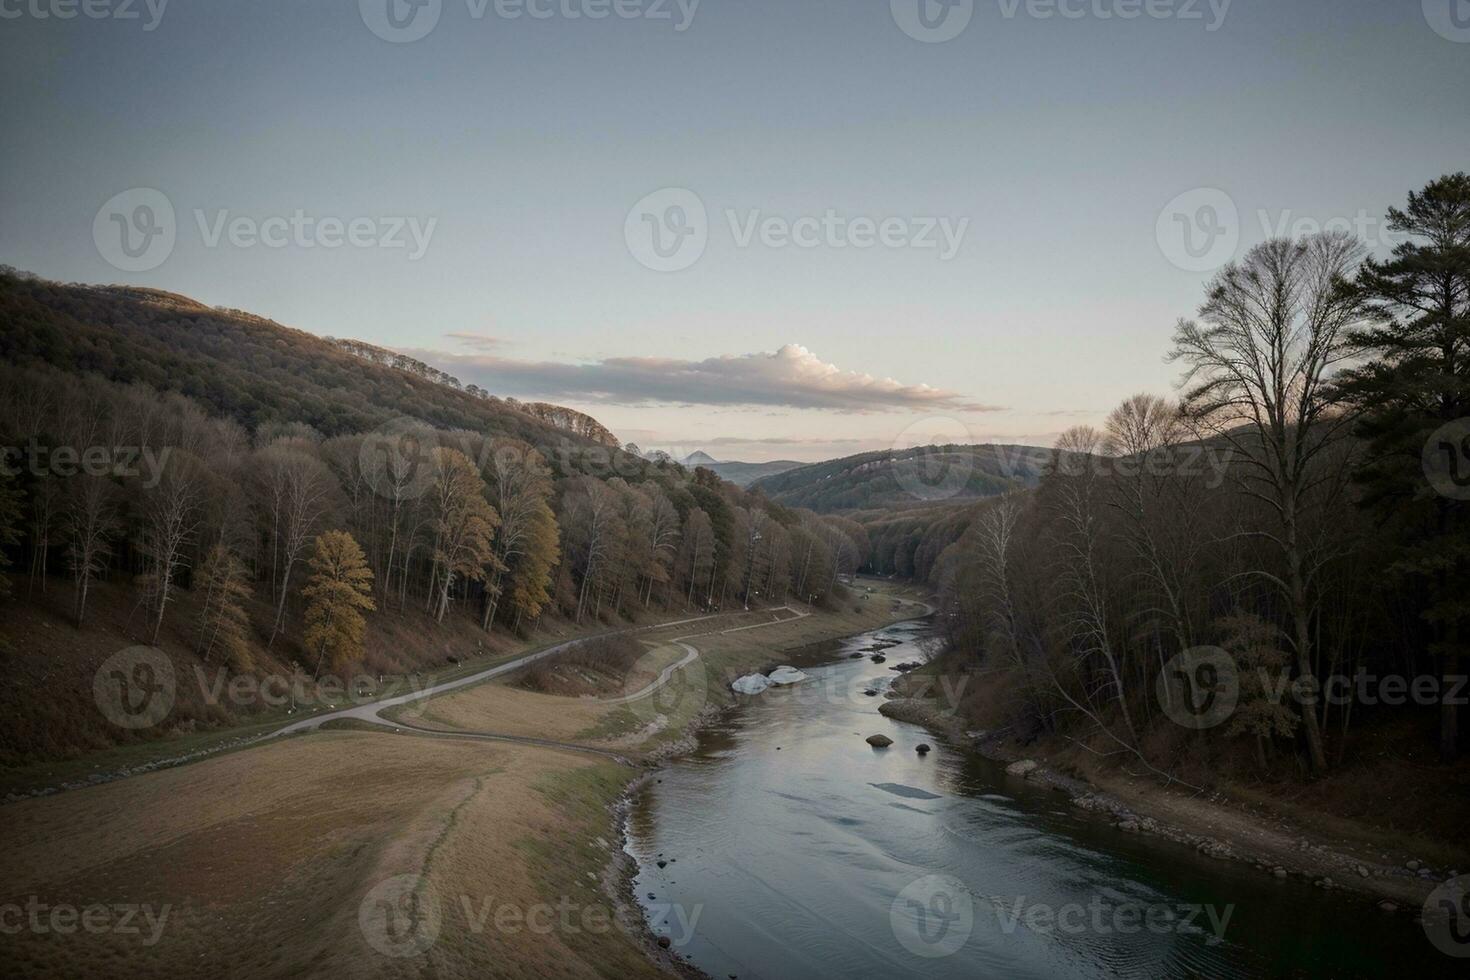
<box><xmin>303</xmin><ymin>530</ymin><xmax>376</xmax><ymax>677</ymax></box>
<box><xmin>1337</xmin><ymin>173</ymin><xmax>1470</xmax><ymax>761</ymax></box>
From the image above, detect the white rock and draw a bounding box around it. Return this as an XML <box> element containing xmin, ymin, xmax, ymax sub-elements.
<box><xmin>767</xmin><ymin>666</ymin><xmax>808</xmax><ymax>686</ymax></box>
<box><xmin>1006</xmin><ymin>759</ymin><xmax>1039</xmax><ymax>777</ymax></box>
<box><xmin>731</xmin><ymin>673</ymin><xmax>772</xmax><ymax>695</ymax></box>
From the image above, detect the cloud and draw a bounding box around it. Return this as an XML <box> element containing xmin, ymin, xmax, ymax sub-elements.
<box><xmin>444</xmin><ymin>332</ymin><xmax>503</xmax><ymax>352</ymax></box>
<box><xmin>403</xmin><ymin>343</ymin><xmax>1002</xmax><ymax>414</ymax></box>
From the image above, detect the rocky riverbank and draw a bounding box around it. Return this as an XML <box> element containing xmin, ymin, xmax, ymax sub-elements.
<box><xmin>878</xmin><ymin>696</ymin><xmax>1445</xmax><ymax>915</ymax></box>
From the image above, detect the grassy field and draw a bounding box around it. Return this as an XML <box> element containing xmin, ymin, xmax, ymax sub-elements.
<box><xmin>0</xmin><ymin>583</ymin><xmax>927</xmax><ymax>978</ymax></box>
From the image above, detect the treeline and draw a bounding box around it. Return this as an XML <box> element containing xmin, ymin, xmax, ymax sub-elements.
<box><xmin>0</xmin><ymin>338</ymin><xmax>870</xmax><ymax>683</ymax></box>
<box><xmin>921</xmin><ymin>174</ymin><xmax>1469</xmax><ymax>775</ymax></box>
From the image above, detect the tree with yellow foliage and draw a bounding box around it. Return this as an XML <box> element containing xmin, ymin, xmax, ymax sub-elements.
<box><xmin>303</xmin><ymin>530</ymin><xmax>376</xmax><ymax>677</ymax></box>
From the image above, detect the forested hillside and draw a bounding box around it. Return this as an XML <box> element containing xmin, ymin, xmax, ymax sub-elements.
<box><xmin>752</xmin><ymin>444</ymin><xmax>1050</xmax><ymax>513</ymax></box>
<box><xmin>0</xmin><ymin>271</ymin><xmax>870</xmax><ymax>764</ymax></box>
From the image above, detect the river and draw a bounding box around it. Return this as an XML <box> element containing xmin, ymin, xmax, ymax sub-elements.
<box><xmin>624</xmin><ymin>617</ymin><xmax>1445</xmax><ymax>979</ymax></box>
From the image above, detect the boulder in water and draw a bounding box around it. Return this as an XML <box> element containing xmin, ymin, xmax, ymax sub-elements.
<box><xmin>866</xmin><ymin>734</ymin><xmax>894</xmax><ymax>748</ymax></box>
<box><xmin>731</xmin><ymin>673</ymin><xmax>771</xmax><ymax>695</ymax></box>
<box><xmin>767</xmin><ymin>665</ymin><xmax>808</xmax><ymax>686</ymax></box>
<box><xmin>915</xmin><ymin>743</ymin><xmax>931</xmax><ymax>754</ymax></box>
<box><xmin>1006</xmin><ymin>759</ymin><xmax>1039</xmax><ymax>777</ymax></box>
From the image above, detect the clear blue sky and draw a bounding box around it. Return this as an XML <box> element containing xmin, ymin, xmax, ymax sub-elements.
<box><xmin>3</xmin><ymin>0</ymin><xmax>1466</xmax><ymax>460</ymax></box>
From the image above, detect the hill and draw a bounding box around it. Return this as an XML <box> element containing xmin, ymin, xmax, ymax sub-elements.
<box><xmin>0</xmin><ymin>269</ymin><xmax>619</xmax><ymax>461</ymax></box>
<box><xmin>698</xmin><ymin>458</ymin><xmax>805</xmax><ymax>487</ymax></box>
<box><xmin>751</xmin><ymin>444</ymin><xmax>1051</xmax><ymax>513</ymax></box>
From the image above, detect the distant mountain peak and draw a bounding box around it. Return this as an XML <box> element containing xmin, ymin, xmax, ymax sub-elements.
<box><xmin>683</xmin><ymin>450</ymin><xmax>720</xmax><ymax>466</ymax></box>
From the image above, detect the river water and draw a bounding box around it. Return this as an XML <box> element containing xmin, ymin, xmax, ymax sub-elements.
<box><xmin>625</xmin><ymin>618</ymin><xmax>1446</xmax><ymax>979</ymax></box>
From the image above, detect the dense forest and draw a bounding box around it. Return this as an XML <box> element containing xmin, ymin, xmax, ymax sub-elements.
<box><xmin>0</xmin><ymin>272</ymin><xmax>871</xmax><ymax>762</ymax></box>
<box><xmin>897</xmin><ymin>174</ymin><xmax>1470</xmax><ymax>783</ymax></box>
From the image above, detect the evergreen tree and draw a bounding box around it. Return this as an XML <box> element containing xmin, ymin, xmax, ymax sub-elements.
<box><xmin>1338</xmin><ymin>173</ymin><xmax>1470</xmax><ymax>761</ymax></box>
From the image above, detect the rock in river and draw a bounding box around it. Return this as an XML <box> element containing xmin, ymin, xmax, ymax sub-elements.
<box><xmin>866</xmin><ymin>734</ymin><xmax>894</xmax><ymax>748</ymax></box>
<box><xmin>1005</xmin><ymin>759</ymin><xmax>1039</xmax><ymax>777</ymax></box>
<box><xmin>915</xmin><ymin>743</ymin><xmax>931</xmax><ymax>754</ymax></box>
<box><xmin>767</xmin><ymin>665</ymin><xmax>808</xmax><ymax>686</ymax></box>
<box><xmin>731</xmin><ymin>673</ymin><xmax>771</xmax><ymax>695</ymax></box>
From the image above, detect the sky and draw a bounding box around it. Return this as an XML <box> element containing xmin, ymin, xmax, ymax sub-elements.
<box><xmin>2</xmin><ymin>0</ymin><xmax>1468</xmax><ymax>462</ymax></box>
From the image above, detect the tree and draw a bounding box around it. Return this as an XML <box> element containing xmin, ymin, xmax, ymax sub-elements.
<box><xmin>195</xmin><ymin>543</ymin><xmax>254</xmax><ymax>669</ymax></box>
<box><xmin>482</xmin><ymin>441</ymin><xmax>554</xmax><ymax>629</ymax></box>
<box><xmin>141</xmin><ymin>453</ymin><xmax>205</xmax><ymax>644</ymax></box>
<box><xmin>565</xmin><ymin>477</ymin><xmax>621</xmax><ymax>623</ymax></box>
<box><xmin>1169</xmin><ymin>232</ymin><xmax>1367</xmax><ymax>773</ymax></box>
<box><xmin>678</xmin><ymin>507</ymin><xmax>715</xmax><ymax>608</ymax></box>
<box><xmin>0</xmin><ymin>466</ymin><xmax>21</xmax><ymax>599</ymax></box>
<box><xmin>427</xmin><ymin>448</ymin><xmax>499</xmax><ymax>623</ymax></box>
<box><xmin>303</xmin><ymin>530</ymin><xmax>376</xmax><ymax>677</ymax></box>
<box><xmin>259</xmin><ymin>445</ymin><xmax>335</xmax><ymax>647</ymax></box>
<box><xmin>63</xmin><ymin>474</ymin><xmax>118</xmax><ymax>626</ymax></box>
<box><xmin>1337</xmin><ymin>173</ymin><xmax>1470</xmax><ymax>761</ymax></box>
<box><xmin>507</xmin><ymin>498</ymin><xmax>559</xmax><ymax>631</ymax></box>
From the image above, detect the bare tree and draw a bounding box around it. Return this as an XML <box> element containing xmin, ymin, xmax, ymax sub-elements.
<box><xmin>142</xmin><ymin>454</ymin><xmax>205</xmax><ymax>644</ymax></box>
<box><xmin>1169</xmin><ymin>232</ymin><xmax>1367</xmax><ymax>772</ymax></box>
<box><xmin>63</xmin><ymin>474</ymin><xmax>117</xmax><ymax>626</ymax></box>
<box><xmin>259</xmin><ymin>446</ymin><xmax>335</xmax><ymax>647</ymax></box>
